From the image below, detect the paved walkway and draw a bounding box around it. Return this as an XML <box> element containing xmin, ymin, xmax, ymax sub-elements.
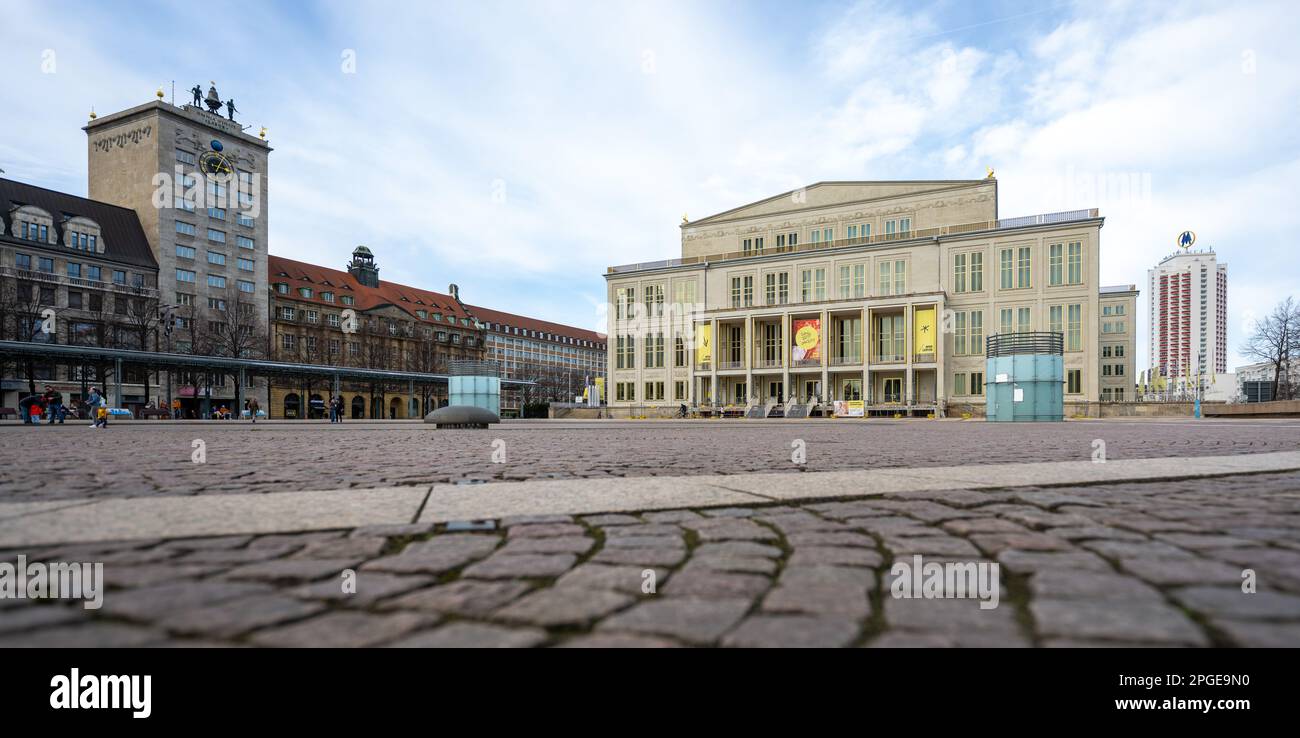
<box><xmin>1</xmin><ymin>417</ymin><xmax>1298</xmax><ymax>500</ymax></box>
<box><xmin>2</xmin><ymin>470</ymin><xmax>1298</xmax><ymax>647</ymax></box>
<box><xmin>1</xmin><ymin>419</ymin><xmax>1298</xmax><ymax>647</ymax></box>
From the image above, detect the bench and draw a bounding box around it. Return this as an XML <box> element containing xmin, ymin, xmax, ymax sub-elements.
<box><xmin>139</xmin><ymin>408</ymin><xmax>171</xmax><ymax>419</ymax></box>
<box><xmin>0</xmin><ymin>407</ymin><xmax>18</xmax><ymax>419</ymax></box>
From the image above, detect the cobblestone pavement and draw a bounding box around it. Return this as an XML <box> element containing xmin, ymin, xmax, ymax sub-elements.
<box><xmin>3</xmin><ymin>471</ymin><xmax>1298</xmax><ymax>647</ymax></box>
<box><xmin>1</xmin><ymin>418</ymin><xmax>1299</xmax><ymax>500</ymax></box>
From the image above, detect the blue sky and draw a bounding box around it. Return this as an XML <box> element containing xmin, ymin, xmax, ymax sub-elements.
<box><xmin>2</xmin><ymin>0</ymin><xmax>1298</xmax><ymax>370</ymax></box>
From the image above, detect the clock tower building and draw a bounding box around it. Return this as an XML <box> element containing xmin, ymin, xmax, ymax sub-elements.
<box><xmin>85</xmin><ymin>89</ymin><xmax>272</xmax><ymax>362</ymax></box>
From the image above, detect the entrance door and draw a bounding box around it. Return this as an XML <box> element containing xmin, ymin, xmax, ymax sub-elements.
<box><xmin>768</xmin><ymin>381</ymin><xmax>784</xmax><ymax>403</ymax></box>
<box><xmin>804</xmin><ymin>380</ymin><xmax>819</xmax><ymax>402</ymax></box>
<box><xmin>883</xmin><ymin>378</ymin><xmax>902</xmax><ymax>403</ymax></box>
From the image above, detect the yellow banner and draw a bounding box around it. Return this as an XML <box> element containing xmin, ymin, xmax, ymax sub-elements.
<box><xmin>913</xmin><ymin>306</ymin><xmax>936</xmax><ymax>355</ymax></box>
<box><xmin>792</xmin><ymin>319</ymin><xmax>821</xmax><ymax>361</ymax></box>
<box><xmin>695</xmin><ymin>324</ymin><xmax>712</xmax><ymax>364</ymax></box>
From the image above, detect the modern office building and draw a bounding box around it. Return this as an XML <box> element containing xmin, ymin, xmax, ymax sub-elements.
<box><xmin>464</xmin><ymin>304</ymin><xmax>606</xmax><ymax>416</ymax></box>
<box><xmin>0</xmin><ymin>178</ymin><xmax>160</xmax><ymax>411</ymax></box>
<box><xmin>604</xmin><ymin>178</ymin><xmax>1114</xmax><ymax>417</ymax></box>
<box><xmin>1099</xmin><ymin>284</ymin><xmax>1138</xmax><ymax>401</ymax></box>
<box><xmin>84</xmin><ymin>87</ymin><xmax>272</xmax><ymax>407</ymax></box>
<box><xmin>1147</xmin><ymin>247</ymin><xmax>1227</xmax><ymax>392</ymax></box>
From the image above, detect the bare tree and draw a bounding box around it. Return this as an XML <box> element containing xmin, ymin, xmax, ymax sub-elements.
<box><xmin>1242</xmin><ymin>296</ymin><xmax>1300</xmax><ymax>401</ymax></box>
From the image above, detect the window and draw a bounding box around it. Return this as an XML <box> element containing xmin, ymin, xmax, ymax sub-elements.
<box><xmin>1017</xmin><ymin>246</ymin><xmax>1032</xmax><ymax>288</ymax></box>
<box><xmin>86</xmin><ymin>265</ymin><xmax>101</xmax><ymax>281</ymax></box>
<box><xmin>237</xmin><ymin>257</ymin><xmax>254</xmax><ymax>271</ymax></box>
<box><xmin>341</xmin><ymin>295</ymin><xmax>354</xmax><ymax>306</ymax></box>
<box><xmin>1115</xmin><ymin>345</ymin><xmax>1125</xmax><ymax>358</ymax></box>
<box><xmin>954</xmin><ymin>312</ymin><xmax>967</xmax><ymax>355</ymax></box>
<box><xmin>1067</xmin><ymin>369</ymin><xmax>1082</xmax><ymax>395</ymax></box>
<box><xmin>321</xmin><ymin>292</ymin><xmax>334</xmax><ymax>303</ymax></box>
<box><xmin>236</xmin><ymin>236</ymin><xmax>255</xmax><ymax>250</ymax></box>
<box><xmin>112</xmin><ymin>269</ymin><xmax>126</xmax><ymax>285</ymax></box>
<box><xmin>800</xmin><ymin>270</ymin><xmax>813</xmax><ymax>302</ymax></box>
<box><xmin>838</xmin><ymin>265</ymin><xmax>851</xmax><ymax>300</ymax></box>
<box><xmin>176</xmin><ymin>244</ymin><xmax>196</xmax><ymax>259</ymax></box>
<box><xmin>15</xmin><ymin>253</ymin><xmax>31</xmax><ymax>270</ymax></box>
<box><xmin>731</xmin><ymin>277</ymin><xmax>742</xmax><ymax>308</ymax></box>
<box><xmin>176</xmin><ymin>268</ymin><xmax>196</xmax><ymax>283</ymax></box>
<box><xmin>176</xmin><ymin>149</ymin><xmax>197</xmax><ymax>166</ymax></box>
<box><xmin>970</xmin><ymin>252</ymin><xmax>983</xmax><ymax>291</ymax></box>
<box><xmin>237</xmin><ymin>279</ymin><xmax>254</xmax><ymax>293</ymax></box>
<box><xmin>765</xmin><ymin>273</ymin><xmax>778</xmax><ymax>305</ymax></box>
<box><xmin>1067</xmin><ymin>242</ymin><xmax>1082</xmax><ymax>285</ymax></box>
<box><xmin>176</xmin><ymin>292</ymin><xmax>195</xmax><ymax>306</ymax></box>
<box><xmin>327</xmin><ymin>313</ymin><xmax>341</xmax><ymax>328</ymax></box>
<box><xmin>674</xmin><ymin>381</ymin><xmax>686</xmax><ymax>401</ymax></box>
<box><xmin>236</xmin><ymin>213</ymin><xmax>255</xmax><ymax>228</ymax></box>
<box><xmin>1067</xmin><ymin>303</ymin><xmax>1082</xmax><ymax>351</ymax></box>
<box><xmin>644</xmin><ymin>333</ymin><xmax>664</xmax><ymax>368</ymax></box>
<box><xmin>999</xmin><ymin>248</ymin><xmax>1013</xmax><ymax>289</ymax></box>
<box><xmin>1017</xmin><ymin>307</ymin><xmax>1031</xmax><ymax>333</ymax></box>
<box><xmin>615</xmin><ymin>287</ymin><xmax>635</xmax><ymax>320</ymax></box>
<box><xmin>66</xmin><ymin>263</ymin><xmax>81</xmax><ymax>278</ymax></box>
<box><xmin>615</xmin><ymin>335</ymin><xmax>634</xmax><ymax>369</ymax></box>
<box><xmin>207</xmin><ymin>275</ymin><xmax>226</xmax><ymax>288</ymax></box>
<box><xmin>282</xmin><ymin>334</ymin><xmax>297</xmax><ymax>351</ymax></box>
<box><xmin>1049</xmin><ymin>243</ymin><xmax>1063</xmax><ymax>286</ymax></box>
<box><xmin>999</xmin><ymin>308</ymin><xmax>1012</xmax><ymax>335</ymax></box>
<box><xmin>878</xmin><ymin>261</ymin><xmax>891</xmax><ymax>296</ymax></box>
<box><xmin>298</xmin><ymin>287</ymin><xmax>313</xmax><ymax>298</ymax></box>
<box><xmin>208</xmin><ymin>297</ymin><xmax>227</xmax><ymax>311</ymax></box>
<box><xmin>893</xmin><ymin>261</ymin><xmax>905</xmax><ymax>295</ymax></box>
<box><xmin>68</xmin><ymin>291</ymin><xmax>83</xmax><ymax>309</ymax></box>
<box><xmin>176</xmin><ymin>221</ymin><xmax>197</xmax><ymax>237</ymax></box>
<box><xmin>208</xmin><ymin>207</ymin><xmax>226</xmax><ymax>219</ymax></box>
<box><xmin>307</xmin><ymin>310</ymin><xmax>319</xmax><ymax>324</ymax></box>
<box><xmin>970</xmin><ymin>311</ymin><xmax>983</xmax><ymax>355</ymax></box>
<box><xmin>207</xmin><ymin>228</ymin><xmax>226</xmax><ymax>243</ymax></box>
<box><xmin>954</xmin><ymin>253</ymin><xmax>967</xmax><ymax>293</ymax></box>
<box><xmin>207</xmin><ymin>251</ymin><xmax>226</xmax><ymax>265</ymax></box>
<box><xmin>1049</xmin><ymin>305</ymin><xmax>1063</xmax><ymax>337</ymax></box>
<box><xmin>954</xmin><ymin>373</ymin><xmax>968</xmax><ymax>395</ymax></box>
<box><xmin>971</xmin><ymin>372</ymin><xmax>984</xmax><ymax>396</ymax></box>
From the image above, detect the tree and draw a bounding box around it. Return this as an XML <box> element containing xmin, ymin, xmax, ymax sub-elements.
<box><xmin>1242</xmin><ymin>296</ymin><xmax>1300</xmax><ymax>401</ymax></box>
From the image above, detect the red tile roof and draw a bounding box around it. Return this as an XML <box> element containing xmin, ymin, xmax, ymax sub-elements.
<box><xmin>268</xmin><ymin>254</ymin><xmax>603</xmax><ymax>344</ymax></box>
<box><xmin>269</xmin><ymin>254</ymin><xmax>474</xmax><ymax>322</ymax></box>
<box><xmin>465</xmin><ymin>303</ymin><xmax>605</xmax><ymax>344</ymax></box>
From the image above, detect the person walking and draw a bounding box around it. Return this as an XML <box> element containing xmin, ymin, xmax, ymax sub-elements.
<box><xmin>247</xmin><ymin>396</ymin><xmax>260</xmax><ymax>424</ymax></box>
<box><xmin>86</xmin><ymin>387</ymin><xmax>104</xmax><ymax>428</ymax></box>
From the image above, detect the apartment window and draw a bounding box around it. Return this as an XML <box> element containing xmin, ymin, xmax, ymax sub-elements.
<box><xmin>1067</xmin><ymin>303</ymin><xmax>1082</xmax><ymax>351</ymax></box>
<box><xmin>237</xmin><ymin>257</ymin><xmax>254</xmax><ymax>271</ymax></box>
<box><xmin>176</xmin><ymin>244</ymin><xmax>196</xmax><ymax>260</ymax></box>
<box><xmin>112</xmin><ymin>269</ymin><xmax>126</xmax><ymax>285</ymax></box>
<box><xmin>1068</xmin><ymin>242</ymin><xmax>1083</xmax><ymax>284</ymax></box>
<box><xmin>176</xmin><ymin>292</ymin><xmax>195</xmax><ymax>306</ymax></box>
<box><xmin>1067</xmin><ymin>369</ymin><xmax>1082</xmax><ymax>395</ymax></box>
<box><xmin>645</xmin><ymin>284</ymin><xmax>664</xmax><ymax>316</ymax></box>
<box><xmin>1017</xmin><ymin>246</ymin><xmax>1032</xmax><ymax>288</ymax></box>
<box><xmin>86</xmin><ymin>265</ymin><xmax>101</xmax><ymax>281</ymax></box>
<box><xmin>236</xmin><ymin>236</ymin><xmax>255</xmax><ymax>250</ymax></box>
<box><xmin>237</xmin><ymin>279</ymin><xmax>254</xmax><ymax>293</ymax></box>
<box><xmin>236</xmin><ymin>213</ymin><xmax>255</xmax><ymax>227</ymax></box>
<box><xmin>208</xmin><ymin>297</ymin><xmax>227</xmax><ymax>311</ymax></box>
<box><xmin>208</xmin><ymin>207</ymin><xmax>226</xmax><ymax>220</ymax></box>
<box><xmin>14</xmin><ymin>253</ymin><xmax>31</xmax><ymax>270</ymax></box>
<box><xmin>1049</xmin><ymin>243</ymin><xmax>1064</xmax><ymax>286</ymax></box>
<box><xmin>176</xmin><ymin>221</ymin><xmax>197</xmax><ymax>237</ymax></box>
<box><xmin>176</xmin><ymin>268</ymin><xmax>196</xmax><ymax>283</ymax></box>
<box><xmin>321</xmin><ymin>292</ymin><xmax>335</xmax><ymax>303</ymax></box>
<box><xmin>207</xmin><ymin>275</ymin><xmax>226</xmax><ymax>288</ymax></box>
<box><xmin>207</xmin><ymin>229</ymin><xmax>226</xmax><ymax>243</ymax></box>
<box><xmin>207</xmin><ymin>251</ymin><xmax>226</xmax><ymax>266</ymax></box>
<box><xmin>999</xmin><ymin>248</ymin><xmax>1014</xmax><ymax>289</ymax></box>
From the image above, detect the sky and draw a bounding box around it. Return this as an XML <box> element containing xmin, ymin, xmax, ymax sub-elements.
<box><xmin>1</xmin><ymin>0</ymin><xmax>1297</xmax><ymax>370</ymax></box>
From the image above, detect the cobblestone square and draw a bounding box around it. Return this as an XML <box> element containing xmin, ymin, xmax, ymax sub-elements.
<box><xmin>1</xmin><ymin>417</ymin><xmax>1299</xmax><ymax>647</ymax></box>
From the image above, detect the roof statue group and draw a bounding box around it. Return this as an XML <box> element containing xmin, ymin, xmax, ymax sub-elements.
<box><xmin>190</xmin><ymin>82</ymin><xmax>237</xmax><ymax>122</ymax></box>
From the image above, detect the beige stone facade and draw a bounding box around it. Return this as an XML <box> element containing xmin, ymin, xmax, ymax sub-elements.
<box><xmin>1099</xmin><ymin>285</ymin><xmax>1138</xmax><ymax>401</ymax></box>
<box><xmin>85</xmin><ymin>99</ymin><xmax>272</xmax><ymax>404</ymax></box>
<box><xmin>605</xmin><ymin>180</ymin><xmax>1110</xmax><ymax>416</ymax></box>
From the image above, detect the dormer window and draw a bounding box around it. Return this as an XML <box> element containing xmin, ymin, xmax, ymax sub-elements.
<box><xmin>416</xmin><ymin>310</ymin><xmax>427</xmax><ymax>319</ymax></box>
<box><xmin>321</xmin><ymin>292</ymin><xmax>334</xmax><ymax>303</ymax></box>
<box><xmin>298</xmin><ymin>287</ymin><xmax>313</xmax><ymax>298</ymax></box>
<box><xmin>341</xmin><ymin>295</ymin><xmax>355</xmax><ymax>305</ymax></box>
<box><xmin>274</xmin><ymin>283</ymin><xmax>289</xmax><ymax>294</ymax></box>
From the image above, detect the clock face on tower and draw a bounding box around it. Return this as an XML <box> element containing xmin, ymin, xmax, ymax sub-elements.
<box><xmin>198</xmin><ymin>150</ymin><xmax>234</xmax><ymax>176</ymax></box>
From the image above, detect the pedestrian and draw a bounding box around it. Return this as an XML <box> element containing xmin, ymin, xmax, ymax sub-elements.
<box><xmin>172</xmin><ymin>398</ymin><xmax>182</xmax><ymax>419</ymax></box>
<box><xmin>86</xmin><ymin>387</ymin><xmax>104</xmax><ymax>428</ymax></box>
<box><xmin>42</xmin><ymin>385</ymin><xmax>64</xmax><ymax>425</ymax></box>
<box><xmin>93</xmin><ymin>403</ymin><xmax>109</xmax><ymax>429</ymax></box>
<box><xmin>247</xmin><ymin>396</ymin><xmax>260</xmax><ymax>424</ymax></box>
<box><xmin>28</xmin><ymin>400</ymin><xmax>43</xmax><ymax>426</ymax></box>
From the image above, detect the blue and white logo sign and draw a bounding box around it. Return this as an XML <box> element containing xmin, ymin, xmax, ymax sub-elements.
<box><xmin>1177</xmin><ymin>230</ymin><xmax>1196</xmax><ymax>249</ymax></box>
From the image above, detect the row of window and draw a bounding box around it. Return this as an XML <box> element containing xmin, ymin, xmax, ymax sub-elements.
<box><xmin>174</xmin><ymin>221</ymin><xmax>256</xmax><ymax>248</ymax></box>
<box><xmin>174</xmin><ymin>269</ymin><xmax>254</xmax><ymax>293</ymax></box>
<box><xmin>737</xmin><ymin>218</ymin><xmax>912</xmax><ymax>255</ymax></box>
<box><xmin>13</xmin><ymin>253</ymin><xmax>147</xmax><ymax>287</ymax></box>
